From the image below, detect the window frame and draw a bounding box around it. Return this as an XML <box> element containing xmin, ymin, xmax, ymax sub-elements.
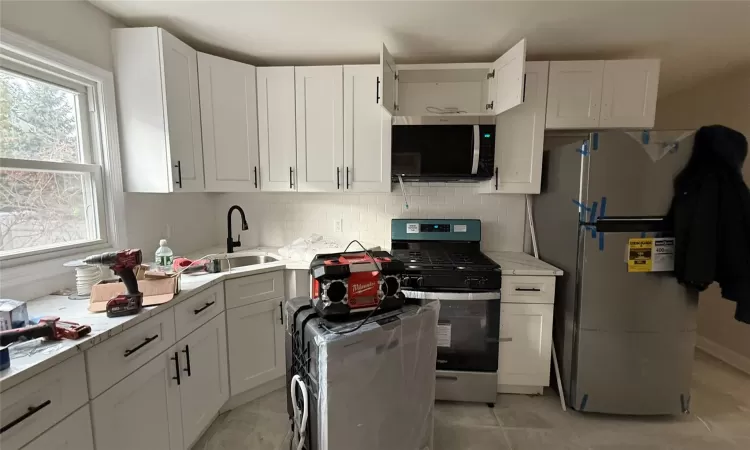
<box><xmin>0</xmin><ymin>28</ymin><xmax>126</xmax><ymax>267</ymax></box>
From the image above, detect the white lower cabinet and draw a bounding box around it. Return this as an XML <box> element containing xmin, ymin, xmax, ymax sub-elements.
<box><xmin>91</xmin><ymin>348</ymin><xmax>184</xmax><ymax>450</ymax></box>
<box><xmin>497</xmin><ymin>302</ymin><xmax>554</xmax><ymax>388</ymax></box>
<box><xmin>227</xmin><ymin>298</ymin><xmax>285</xmax><ymax>395</ymax></box>
<box><xmin>20</xmin><ymin>406</ymin><xmax>93</xmax><ymax>450</ymax></box>
<box><xmin>177</xmin><ymin>313</ymin><xmax>229</xmax><ymax>448</ymax></box>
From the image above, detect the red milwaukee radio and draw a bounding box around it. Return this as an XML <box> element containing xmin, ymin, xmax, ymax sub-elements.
<box><xmin>83</xmin><ymin>249</ymin><xmax>143</xmax><ymax>318</ymax></box>
<box><xmin>309</xmin><ymin>250</ymin><xmax>405</xmax><ymax>319</ymax></box>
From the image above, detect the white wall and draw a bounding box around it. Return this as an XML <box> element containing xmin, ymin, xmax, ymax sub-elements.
<box><xmin>215</xmin><ymin>185</ymin><xmax>527</xmax><ymax>253</ymax></box>
<box><xmin>0</xmin><ymin>0</ymin><xmax>217</xmax><ymax>299</ymax></box>
<box><xmin>655</xmin><ymin>63</ymin><xmax>750</xmax><ymax>363</ymax></box>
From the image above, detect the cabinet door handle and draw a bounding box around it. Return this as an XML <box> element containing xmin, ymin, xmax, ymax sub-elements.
<box><xmin>171</xmin><ymin>351</ymin><xmax>181</xmax><ymax>385</ymax></box>
<box><xmin>515</xmin><ymin>287</ymin><xmax>542</xmax><ymax>292</ymax></box>
<box><xmin>522</xmin><ymin>74</ymin><xmax>527</xmax><ymax>103</ymax></box>
<box><xmin>337</xmin><ymin>167</ymin><xmax>341</xmax><ymax>189</ymax></box>
<box><xmin>346</xmin><ymin>167</ymin><xmax>350</xmax><ymax>189</ymax></box>
<box><xmin>289</xmin><ymin>167</ymin><xmax>294</xmax><ymax>189</ymax></box>
<box><xmin>376</xmin><ymin>76</ymin><xmax>380</xmax><ymax>104</ymax></box>
<box><xmin>174</xmin><ymin>161</ymin><xmax>182</xmax><ymax>188</ymax></box>
<box><xmin>254</xmin><ymin>166</ymin><xmax>258</xmax><ymax>189</ymax></box>
<box><xmin>193</xmin><ymin>301</ymin><xmax>215</xmax><ymax>315</ymax></box>
<box><xmin>0</xmin><ymin>400</ymin><xmax>52</xmax><ymax>434</ymax></box>
<box><xmin>494</xmin><ymin>167</ymin><xmax>499</xmax><ymax>190</ymax></box>
<box><xmin>279</xmin><ymin>301</ymin><xmax>284</xmax><ymax>325</ymax></box>
<box><xmin>499</xmin><ymin>337</ymin><xmax>514</xmax><ymax>343</ymax></box>
<box><xmin>124</xmin><ymin>334</ymin><xmax>159</xmax><ymax>358</ymax></box>
<box><xmin>182</xmin><ymin>345</ymin><xmax>192</xmax><ymax>377</ymax></box>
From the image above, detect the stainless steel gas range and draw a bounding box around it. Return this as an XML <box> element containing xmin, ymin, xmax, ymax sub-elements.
<box><xmin>391</xmin><ymin>219</ymin><xmax>501</xmax><ymax>405</ymax></box>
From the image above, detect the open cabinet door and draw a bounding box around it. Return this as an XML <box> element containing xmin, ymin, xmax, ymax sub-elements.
<box><xmin>379</xmin><ymin>43</ymin><xmax>397</xmax><ymax>115</ymax></box>
<box><xmin>491</xmin><ymin>38</ymin><xmax>527</xmax><ymax>115</ymax></box>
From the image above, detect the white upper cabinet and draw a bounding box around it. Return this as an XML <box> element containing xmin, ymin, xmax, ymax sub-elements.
<box><xmin>295</xmin><ymin>66</ymin><xmax>345</xmax><ymax>192</ymax></box>
<box><xmin>344</xmin><ymin>65</ymin><xmax>391</xmax><ymax>193</ymax></box>
<box><xmin>482</xmin><ymin>61</ymin><xmax>549</xmax><ymax>194</ymax></box>
<box><xmin>112</xmin><ymin>27</ymin><xmax>204</xmax><ymax>192</ymax></box>
<box><xmin>198</xmin><ymin>53</ymin><xmax>260</xmax><ymax>192</ymax></box>
<box><xmin>547</xmin><ymin>59</ymin><xmax>660</xmax><ymax>129</ymax></box>
<box><xmin>490</xmin><ymin>38</ymin><xmax>527</xmax><ymax>115</ymax></box>
<box><xmin>546</xmin><ymin>60</ymin><xmax>604</xmax><ymax>129</ymax></box>
<box><xmin>599</xmin><ymin>59</ymin><xmax>660</xmax><ymax>129</ymax></box>
<box><xmin>379</xmin><ymin>39</ymin><xmax>527</xmax><ymax>117</ymax></box>
<box><xmin>379</xmin><ymin>44</ymin><xmax>398</xmax><ymax>116</ymax></box>
<box><xmin>257</xmin><ymin>67</ymin><xmax>297</xmax><ymax>192</ymax></box>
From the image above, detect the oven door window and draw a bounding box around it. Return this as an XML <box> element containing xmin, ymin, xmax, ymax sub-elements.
<box><xmin>436</xmin><ymin>300</ymin><xmax>499</xmax><ymax>372</ymax></box>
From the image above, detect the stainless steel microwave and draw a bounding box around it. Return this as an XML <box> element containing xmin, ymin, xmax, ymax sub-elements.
<box><xmin>391</xmin><ymin>116</ymin><xmax>496</xmax><ymax>182</ymax></box>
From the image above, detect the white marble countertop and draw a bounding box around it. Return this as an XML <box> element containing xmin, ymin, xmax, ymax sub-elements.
<box><xmin>0</xmin><ymin>249</ymin><xmax>289</xmax><ymax>392</ymax></box>
<box><xmin>485</xmin><ymin>251</ymin><xmax>564</xmax><ymax>276</ymax></box>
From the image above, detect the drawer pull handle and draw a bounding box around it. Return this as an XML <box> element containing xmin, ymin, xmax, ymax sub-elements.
<box><xmin>515</xmin><ymin>287</ymin><xmax>541</xmax><ymax>292</ymax></box>
<box><xmin>171</xmin><ymin>351</ymin><xmax>181</xmax><ymax>385</ymax></box>
<box><xmin>499</xmin><ymin>337</ymin><xmax>514</xmax><ymax>342</ymax></box>
<box><xmin>182</xmin><ymin>345</ymin><xmax>192</xmax><ymax>377</ymax></box>
<box><xmin>436</xmin><ymin>375</ymin><xmax>459</xmax><ymax>381</ymax></box>
<box><xmin>193</xmin><ymin>301</ymin><xmax>216</xmax><ymax>315</ymax></box>
<box><xmin>123</xmin><ymin>334</ymin><xmax>159</xmax><ymax>357</ymax></box>
<box><xmin>0</xmin><ymin>400</ymin><xmax>51</xmax><ymax>434</ymax></box>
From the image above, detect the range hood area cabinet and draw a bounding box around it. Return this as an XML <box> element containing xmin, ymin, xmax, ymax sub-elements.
<box><xmin>378</xmin><ymin>39</ymin><xmax>527</xmax><ymax>117</ymax></box>
<box><xmin>257</xmin><ymin>65</ymin><xmax>390</xmax><ymax>193</ymax></box>
<box><xmin>113</xmin><ymin>28</ymin><xmax>205</xmax><ymax>193</ymax></box>
<box><xmin>545</xmin><ymin>59</ymin><xmax>660</xmax><ymax>129</ymax></box>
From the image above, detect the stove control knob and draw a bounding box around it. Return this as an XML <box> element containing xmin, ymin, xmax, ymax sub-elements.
<box><xmin>415</xmin><ymin>276</ymin><xmax>424</xmax><ymax>288</ymax></box>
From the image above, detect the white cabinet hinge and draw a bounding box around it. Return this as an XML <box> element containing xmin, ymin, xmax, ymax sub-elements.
<box><xmin>394</xmin><ymin>72</ymin><xmax>399</xmax><ymax>81</ymax></box>
<box><xmin>485</xmin><ymin>101</ymin><xmax>494</xmax><ymax>110</ymax></box>
<box><xmin>487</xmin><ymin>70</ymin><xmax>495</xmax><ymax>79</ymax></box>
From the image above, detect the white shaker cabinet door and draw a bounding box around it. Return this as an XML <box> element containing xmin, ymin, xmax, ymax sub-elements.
<box><xmin>20</xmin><ymin>406</ymin><xmax>94</xmax><ymax>450</ymax></box>
<box><xmin>599</xmin><ymin>59</ymin><xmax>660</xmax><ymax>129</ymax></box>
<box><xmin>227</xmin><ymin>299</ymin><xmax>285</xmax><ymax>395</ymax></box>
<box><xmin>490</xmin><ymin>38</ymin><xmax>527</xmax><ymax>115</ymax></box>
<box><xmin>295</xmin><ymin>66</ymin><xmax>344</xmax><ymax>192</ymax></box>
<box><xmin>344</xmin><ymin>65</ymin><xmax>391</xmax><ymax>193</ymax></box>
<box><xmin>198</xmin><ymin>53</ymin><xmax>260</xmax><ymax>192</ymax></box>
<box><xmin>91</xmin><ymin>349</ymin><xmax>184</xmax><ymax>450</ymax></box>
<box><xmin>160</xmin><ymin>29</ymin><xmax>205</xmax><ymax>192</ymax></box>
<box><xmin>546</xmin><ymin>61</ymin><xmax>605</xmax><ymax>129</ymax></box>
<box><xmin>483</xmin><ymin>61</ymin><xmax>548</xmax><ymax>194</ymax></box>
<box><xmin>178</xmin><ymin>313</ymin><xmax>229</xmax><ymax>449</ymax></box>
<box><xmin>497</xmin><ymin>303</ymin><xmax>553</xmax><ymax>388</ymax></box>
<box><xmin>257</xmin><ymin>67</ymin><xmax>297</xmax><ymax>192</ymax></box>
<box><xmin>379</xmin><ymin>43</ymin><xmax>398</xmax><ymax>115</ymax></box>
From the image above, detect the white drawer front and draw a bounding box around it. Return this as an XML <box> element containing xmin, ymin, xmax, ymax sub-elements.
<box><xmin>21</xmin><ymin>405</ymin><xmax>94</xmax><ymax>450</ymax></box>
<box><xmin>86</xmin><ymin>309</ymin><xmax>176</xmax><ymax>399</ymax></box>
<box><xmin>174</xmin><ymin>284</ymin><xmax>225</xmax><ymax>340</ymax></box>
<box><xmin>225</xmin><ymin>271</ymin><xmax>284</xmax><ymax>309</ymax></box>
<box><xmin>501</xmin><ymin>275</ymin><xmax>555</xmax><ymax>304</ymax></box>
<box><xmin>0</xmin><ymin>355</ymin><xmax>88</xmax><ymax>450</ymax></box>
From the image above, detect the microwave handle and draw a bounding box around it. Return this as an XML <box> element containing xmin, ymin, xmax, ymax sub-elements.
<box><xmin>470</xmin><ymin>125</ymin><xmax>480</xmax><ymax>175</ymax></box>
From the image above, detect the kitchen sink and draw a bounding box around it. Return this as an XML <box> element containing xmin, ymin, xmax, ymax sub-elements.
<box><xmin>214</xmin><ymin>255</ymin><xmax>279</xmax><ymax>272</ymax></box>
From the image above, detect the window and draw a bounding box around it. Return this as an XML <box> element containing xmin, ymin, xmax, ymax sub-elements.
<box><xmin>0</xmin><ymin>29</ymin><xmax>125</xmax><ymax>265</ymax></box>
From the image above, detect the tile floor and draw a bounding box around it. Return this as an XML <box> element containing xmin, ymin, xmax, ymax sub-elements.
<box><xmin>193</xmin><ymin>350</ymin><xmax>750</xmax><ymax>449</ymax></box>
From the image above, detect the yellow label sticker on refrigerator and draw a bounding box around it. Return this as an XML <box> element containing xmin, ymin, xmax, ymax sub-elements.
<box><xmin>628</xmin><ymin>238</ymin><xmax>653</xmax><ymax>272</ymax></box>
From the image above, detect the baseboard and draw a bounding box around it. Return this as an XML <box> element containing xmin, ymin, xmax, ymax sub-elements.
<box><xmin>497</xmin><ymin>384</ymin><xmax>544</xmax><ymax>395</ymax></box>
<box><xmin>696</xmin><ymin>336</ymin><xmax>750</xmax><ymax>375</ymax></box>
<box><xmin>220</xmin><ymin>376</ymin><xmax>286</xmax><ymax>413</ymax></box>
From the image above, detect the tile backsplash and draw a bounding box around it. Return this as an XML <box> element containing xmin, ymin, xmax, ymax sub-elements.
<box><xmin>217</xmin><ymin>184</ymin><xmax>526</xmax><ymax>252</ymax></box>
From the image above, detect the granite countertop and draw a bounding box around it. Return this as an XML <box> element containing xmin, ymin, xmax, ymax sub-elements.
<box><xmin>485</xmin><ymin>251</ymin><xmax>563</xmax><ymax>276</ymax></box>
<box><xmin>0</xmin><ymin>249</ymin><xmax>289</xmax><ymax>392</ymax></box>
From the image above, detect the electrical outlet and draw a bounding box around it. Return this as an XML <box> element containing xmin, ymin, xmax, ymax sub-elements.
<box><xmin>334</xmin><ymin>219</ymin><xmax>343</xmax><ymax>233</ymax></box>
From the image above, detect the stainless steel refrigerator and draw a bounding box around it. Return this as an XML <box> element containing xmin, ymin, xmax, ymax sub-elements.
<box><xmin>535</xmin><ymin>130</ymin><xmax>699</xmax><ymax>415</ymax></box>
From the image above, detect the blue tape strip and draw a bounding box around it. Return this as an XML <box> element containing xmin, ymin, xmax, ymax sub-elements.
<box><xmin>642</xmin><ymin>130</ymin><xmax>650</xmax><ymax>144</ymax></box>
<box><xmin>572</xmin><ymin>199</ymin><xmax>591</xmax><ymax>223</ymax></box>
<box><xmin>592</xmin><ymin>133</ymin><xmax>599</xmax><ymax>150</ymax></box>
<box><xmin>599</xmin><ymin>231</ymin><xmax>604</xmax><ymax>251</ymax></box>
<box><xmin>580</xmin><ymin>394</ymin><xmax>589</xmax><ymax>411</ymax></box>
<box><xmin>599</xmin><ymin>196</ymin><xmax>607</xmax><ymax>218</ymax></box>
<box><xmin>589</xmin><ymin>201</ymin><xmax>598</xmax><ymax>237</ymax></box>
<box><xmin>640</xmin><ymin>231</ymin><xmax>647</xmax><ymax>238</ymax></box>
<box><xmin>577</xmin><ymin>140</ymin><xmax>590</xmax><ymax>156</ymax></box>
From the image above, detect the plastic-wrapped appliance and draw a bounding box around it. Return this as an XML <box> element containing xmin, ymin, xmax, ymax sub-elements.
<box><xmin>285</xmin><ymin>297</ymin><xmax>439</xmax><ymax>450</ymax></box>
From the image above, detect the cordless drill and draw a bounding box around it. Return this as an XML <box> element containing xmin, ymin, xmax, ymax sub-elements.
<box><xmin>83</xmin><ymin>249</ymin><xmax>143</xmax><ymax>317</ymax></box>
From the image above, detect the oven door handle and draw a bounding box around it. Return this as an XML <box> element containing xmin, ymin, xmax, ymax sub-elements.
<box><xmin>470</xmin><ymin>124</ymin><xmax>480</xmax><ymax>175</ymax></box>
<box><xmin>401</xmin><ymin>290</ymin><xmax>501</xmax><ymax>301</ymax></box>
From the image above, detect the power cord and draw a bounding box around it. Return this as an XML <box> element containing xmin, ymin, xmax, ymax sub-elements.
<box><xmin>290</xmin><ymin>374</ymin><xmax>308</xmax><ymax>450</ymax></box>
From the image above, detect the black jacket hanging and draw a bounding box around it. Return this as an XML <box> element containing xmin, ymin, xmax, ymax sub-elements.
<box><xmin>668</xmin><ymin>125</ymin><xmax>750</xmax><ymax>324</ymax></box>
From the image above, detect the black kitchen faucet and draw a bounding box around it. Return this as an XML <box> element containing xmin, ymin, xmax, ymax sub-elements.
<box><xmin>226</xmin><ymin>205</ymin><xmax>249</xmax><ymax>253</ymax></box>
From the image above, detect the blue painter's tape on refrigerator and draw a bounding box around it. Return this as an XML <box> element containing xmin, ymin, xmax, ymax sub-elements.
<box><xmin>590</xmin><ymin>201</ymin><xmax>598</xmax><ymax>237</ymax></box>
<box><xmin>642</xmin><ymin>130</ymin><xmax>650</xmax><ymax>144</ymax></box>
<box><xmin>577</xmin><ymin>140</ymin><xmax>590</xmax><ymax>156</ymax></box>
<box><xmin>640</xmin><ymin>231</ymin><xmax>648</xmax><ymax>238</ymax></box>
<box><xmin>572</xmin><ymin>199</ymin><xmax>590</xmax><ymax>223</ymax></box>
<box><xmin>580</xmin><ymin>394</ymin><xmax>589</xmax><ymax>411</ymax></box>
<box><xmin>599</xmin><ymin>196</ymin><xmax>607</xmax><ymax>218</ymax></box>
<box><xmin>592</xmin><ymin>133</ymin><xmax>599</xmax><ymax>150</ymax></box>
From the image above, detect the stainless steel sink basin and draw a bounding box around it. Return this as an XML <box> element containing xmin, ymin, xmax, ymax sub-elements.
<box><xmin>214</xmin><ymin>255</ymin><xmax>279</xmax><ymax>272</ymax></box>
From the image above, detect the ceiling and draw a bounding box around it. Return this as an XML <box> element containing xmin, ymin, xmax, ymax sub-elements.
<box><xmin>90</xmin><ymin>0</ymin><xmax>750</xmax><ymax>97</ymax></box>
